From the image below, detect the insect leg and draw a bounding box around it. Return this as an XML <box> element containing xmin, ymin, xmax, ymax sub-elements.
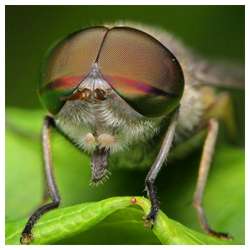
<box><xmin>20</xmin><ymin>116</ymin><xmax>61</xmax><ymax>244</ymax></box>
<box><xmin>193</xmin><ymin>118</ymin><xmax>231</xmax><ymax>239</ymax></box>
<box><xmin>144</xmin><ymin>111</ymin><xmax>178</xmax><ymax>227</ymax></box>
<box><xmin>41</xmin><ymin>174</ymin><xmax>50</xmax><ymax>203</ymax></box>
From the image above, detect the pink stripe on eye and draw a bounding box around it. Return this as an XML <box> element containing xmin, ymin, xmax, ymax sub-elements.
<box><xmin>103</xmin><ymin>75</ymin><xmax>175</xmax><ymax>97</ymax></box>
<box><xmin>46</xmin><ymin>75</ymin><xmax>85</xmax><ymax>90</ymax></box>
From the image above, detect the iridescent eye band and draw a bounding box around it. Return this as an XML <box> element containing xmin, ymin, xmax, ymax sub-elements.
<box><xmin>42</xmin><ymin>73</ymin><xmax>177</xmax><ymax>99</ymax></box>
<box><xmin>45</xmin><ymin>75</ymin><xmax>85</xmax><ymax>91</ymax></box>
<box><xmin>104</xmin><ymin>75</ymin><xmax>178</xmax><ymax>98</ymax></box>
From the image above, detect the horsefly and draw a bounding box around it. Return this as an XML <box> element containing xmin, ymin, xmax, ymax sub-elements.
<box><xmin>20</xmin><ymin>22</ymin><xmax>244</xmax><ymax>244</ymax></box>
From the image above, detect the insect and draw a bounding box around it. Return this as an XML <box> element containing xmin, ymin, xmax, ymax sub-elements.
<box><xmin>20</xmin><ymin>22</ymin><xmax>244</xmax><ymax>244</ymax></box>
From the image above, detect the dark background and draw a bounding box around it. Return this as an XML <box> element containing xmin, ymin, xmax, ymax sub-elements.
<box><xmin>6</xmin><ymin>5</ymin><xmax>244</xmax><ymax>109</ymax></box>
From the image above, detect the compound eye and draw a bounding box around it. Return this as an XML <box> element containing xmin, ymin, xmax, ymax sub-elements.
<box><xmin>98</xmin><ymin>27</ymin><xmax>184</xmax><ymax>117</ymax></box>
<box><xmin>39</xmin><ymin>27</ymin><xmax>108</xmax><ymax>114</ymax></box>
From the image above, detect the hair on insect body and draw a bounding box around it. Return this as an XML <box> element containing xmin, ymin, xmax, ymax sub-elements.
<box><xmin>20</xmin><ymin>21</ymin><xmax>244</xmax><ymax>244</ymax></box>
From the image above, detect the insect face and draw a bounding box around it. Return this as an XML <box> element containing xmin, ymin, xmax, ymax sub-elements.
<box><xmin>38</xmin><ymin>26</ymin><xmax>185</xmax><ymax>155</ymax></box>
<box><xmin>54</xmin><ymin>63</ymin><xmax>160</xmax><ymax>154</ymax></box>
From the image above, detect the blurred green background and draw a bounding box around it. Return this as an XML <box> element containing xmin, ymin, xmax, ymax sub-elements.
<box><xmin>6</xmin><ymin>5</ymin><xmax>244</xmax><ymax>109</ymax></box>
<box><xmin>6</xmin><ymin>5</ymin><xmax>245</xmax><ymax>244</ymax></box>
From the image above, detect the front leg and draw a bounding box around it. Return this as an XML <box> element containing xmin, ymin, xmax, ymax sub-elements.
<box><xmin>20</xmin><ymin>116</ymin><xmax>61</xmax><ymax>244</ymax></box>
<box><xmin>144</xmin><ymin>111</ymin><xmax>178</xmax><ymax>227</ymax></box>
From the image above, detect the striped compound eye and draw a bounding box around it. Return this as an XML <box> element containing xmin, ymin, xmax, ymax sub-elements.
<box><xmin>39</xmin><ymin>26</ymin><xmax>184</xmax><ymax>117</ymax></box>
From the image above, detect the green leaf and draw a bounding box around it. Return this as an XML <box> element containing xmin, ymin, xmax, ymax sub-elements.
<box><xmin>6</xmin><ymin>108</ymin><xmax>244</xmax><ymax>244</ymax></box>
<box><xmin>6</xmin><ymin>196</ymin><xmax>229</xmax><ymax>245</ymax></box>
